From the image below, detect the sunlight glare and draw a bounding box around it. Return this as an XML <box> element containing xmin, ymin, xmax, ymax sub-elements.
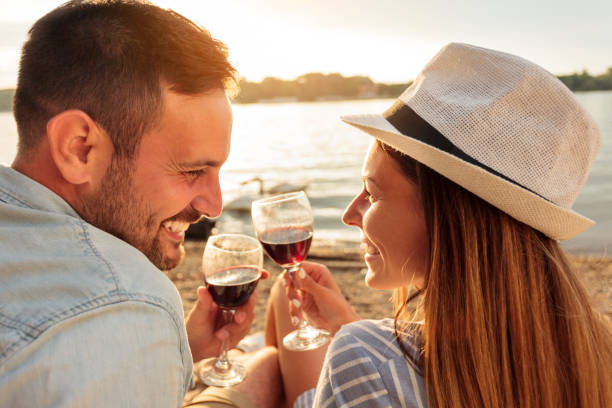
<box><xmin>154</xmin><ymin>0</ymin><xmax>435</xmax><ymax>83</ymax></box>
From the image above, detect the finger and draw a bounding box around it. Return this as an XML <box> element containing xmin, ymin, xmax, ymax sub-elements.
<box><xmin>214</xmin><ymin>328</ymin><xmax>229</xmax><ymax>341</ymax></box>
<box><xmin>283</xmin><ymin>273</ymin><xmax>296</xmax><ymax>299</ymax></box>
<box><xmin>234</xmin><ymin>291</ymin><xmax>258</xmax><ymax>324</ymax></box>
<box><xmin>292</xmin><ymin>267</ymin><xmax>307</xmax><ymax>290</ymax></box>
<box><xmin>288</xmin><ymin>290</ymin><xmax>303</xmax><ymax>314</ymax></box>
<box><xmin>287</xmin><ymin>288</ymin><xmax>304</xmax><ymax>326</ymax></box>
<box><xmin>301</xmin><ymin>261</ymin><xmax>328</xmax><ymax>278</ymax></box>
<box><xmin>196</xmin><ymin>286</ymin><xmax>213</xmax><ymax>307</ymax></box>
<box><xmin>215</xmin><ymin>303</ymin><xmax>253</xmax><ymax>346</ymax></box>
<box><xmin>234</xmin><ymin>311</ymin><xmax>246</xmax><ymax>324</ymax></box>
<box><xmin>296</xmin><ymin>269</ymin><xmax>326</xmax><ymax>296</ymax></box>
<box><xmin>302</xmin><ymin>265</ymin><xmax>342</xmax><ymax>295</ymax></box>
<box><xmin>301</xmin><ymin>265</ymin><xmax>327</xmax><ymax>288</ymax></box>
<box><xmin>300</xmin><ymin>294</ymin><xmax>316</xmax><ymax>316</ymax></box>
<box><xmin>281</xmin><ymin>271</ymin><xmax>292</xmax><ymax>288</ymax></box>
<box><xmin>284</xmin><ymin>281</ymin><xmax>300</xmax><ymax>304</ymax></box>
<box><xmin>193</xmin><ymin>286</ymin><xmax>218</xmax><ymax>321</ymax></box>
<box><xmin>222</xmin><ymin>321</ymin><xmax>249</xmax><ymax>341</ymax></box>
<box><xmin>260</xmin><ymin>269</ymin><xmax>270</xmax><ymax>280</ymax></box>
<box><xmin>223</xmin><ymin>318</ymin><xmax>253</xmax><ymax>347</ymax></box>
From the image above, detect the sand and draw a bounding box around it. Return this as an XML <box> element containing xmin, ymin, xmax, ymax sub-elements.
<box><xmin>169</xmin><ymin>240</ymin><xmax>612</xmax><ymax>332</ymax></box>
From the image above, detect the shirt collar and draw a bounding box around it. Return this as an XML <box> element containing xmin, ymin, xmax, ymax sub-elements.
<box><xmin>0</xmin><ymin>165</ymin><xmax>81</xmax><ymax>219</ymax></box>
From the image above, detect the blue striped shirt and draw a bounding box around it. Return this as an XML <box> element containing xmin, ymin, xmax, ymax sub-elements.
<box><xmin>295</xmin><ymin>319</ymin><xmax>426</xmax><ymax>408</ymax></box>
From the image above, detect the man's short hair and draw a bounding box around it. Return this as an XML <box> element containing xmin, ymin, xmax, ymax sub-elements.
<box><xmin>13</xmin><ymin>0</ymin><xmax>237</xmax><ymax>159</ymax></box>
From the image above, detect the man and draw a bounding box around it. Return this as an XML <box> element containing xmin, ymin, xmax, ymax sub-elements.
<box><xmin>0</xmin><ymin>1</ymin><xmax>279</xmax><ymax>406</ymax></box>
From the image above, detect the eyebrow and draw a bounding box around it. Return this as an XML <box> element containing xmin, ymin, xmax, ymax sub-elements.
<box><xmin>362</xmin><ymin>176</ymin><xmax>381</xmax><ymax>188</ymax></box>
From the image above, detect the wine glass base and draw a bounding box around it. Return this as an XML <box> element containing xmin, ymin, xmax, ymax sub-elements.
<box><xmin>198</xmin><ymin>358</ymin><xmax>246</xmax><ymax>387</ymax></box>
<box><xmin>283</xmin><ymin>326</ymin><xmax>331</xmax><ymax>351</ymax></box>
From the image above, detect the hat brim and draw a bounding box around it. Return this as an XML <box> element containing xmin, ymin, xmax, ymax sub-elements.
<box><xmin>341</xmin><ymin>113</ymin><xmax>594</xmax><ymax>241</ymax></box>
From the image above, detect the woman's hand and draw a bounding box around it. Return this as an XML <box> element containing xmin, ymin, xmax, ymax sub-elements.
<box><xmin>284</xmin><ymin>261</ymin><xmax>360</xmax><ymax>336</ymax></box>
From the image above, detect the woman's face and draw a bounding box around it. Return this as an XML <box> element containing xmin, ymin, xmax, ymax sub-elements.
<box><xmin>342</xmin><ymin>142</ymin><xmax>428</xmax><ymax>290</ymax></box>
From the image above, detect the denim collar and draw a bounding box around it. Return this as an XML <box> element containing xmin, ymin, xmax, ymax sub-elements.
<box><xmin>0</xmin><ymin>165</ymin><xmax>81</xmax><ymax>219</ymax></box>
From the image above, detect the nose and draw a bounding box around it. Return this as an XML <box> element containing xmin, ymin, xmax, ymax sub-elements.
<box><xmin>190</xmin><ymin>174</ymin><xmax>223</xmax><ymax>218</ymax></box>
<box><xmin>342</xmin><ymin>191</ymin><xmax>367</xmax><ymax>228</ymax></box>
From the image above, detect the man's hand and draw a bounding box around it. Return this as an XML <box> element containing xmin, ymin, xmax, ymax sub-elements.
<box><xmin>185</xmin><ymin>286</ymin><xmax>257</xmax><ymax>362</ymax></box>
<box><xmin>284</xmin><ymin>261</ymin><xmax>360</xmax><ymax>336</ymax></box>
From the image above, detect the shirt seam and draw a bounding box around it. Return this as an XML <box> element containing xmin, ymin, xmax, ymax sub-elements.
<box><xmin>0</xmin><ymin>170</ymin><xmax>68</xmax><ymax>212</ymax></box>
<box><xmin>0</xmin><ymin>294</ymin><xmax>186</xmax><ymax>364</ymax></box>
<box><xmin>1</xmin><ymin>172</ymin><xmax>189</xmax><ymax>393</ymax></box>
<box><xmin>0</xmin><ymin>187</ymin><xmax>36</xmax><ymax>208</ymax></box>
<box><xmin>0</xmin><ymin>297</ymin><xmax>189</xmax><ymax>406</ymax></box>
<box><xmin>75</xmin><ymin>222</ymin><xmax>188</xmax><ymax>390</ymax></box>
<box><xmin>78</xmin><ymin>219</ymin><xmax>123</xmax><ymax>295</ymax></box>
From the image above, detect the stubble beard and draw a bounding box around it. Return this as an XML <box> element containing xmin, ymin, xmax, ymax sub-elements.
<box><xmin>79</xmin><ymin>156</ymin><xmax>180</xmax><ymax>271</ymax></box>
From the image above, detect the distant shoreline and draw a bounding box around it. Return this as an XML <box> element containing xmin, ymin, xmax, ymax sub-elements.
<box><xmin>2</xmin><ymin>88</ymin><xmax>612</xmax><ymax>112</ymax></box>
<box><xmin>1</xmin><ymin>69</ymin><xmax>610</xmax><ymax>110</ymax></box>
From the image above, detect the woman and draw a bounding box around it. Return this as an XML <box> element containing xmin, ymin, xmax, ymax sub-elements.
<box><xmin>265</xmin><ymin>43</ymin><xmax>612</xmax><ymax>408</ymax></box>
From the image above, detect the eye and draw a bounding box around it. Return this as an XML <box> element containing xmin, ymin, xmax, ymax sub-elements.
<box><xmin>363</xmin><ymin>188</ymin><xmax>376</xmax><ymax>204</ymax></box>
<box><xmin>183</xmin><ymin>169</ymin><xmax>205</xmax><ymax>180</ymax></box>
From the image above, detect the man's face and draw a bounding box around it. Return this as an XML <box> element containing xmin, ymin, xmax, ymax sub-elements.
<box><xmin>81</xmin><ymin>88</ymin><xmax>232</xmax><ymax>270</ymax></box>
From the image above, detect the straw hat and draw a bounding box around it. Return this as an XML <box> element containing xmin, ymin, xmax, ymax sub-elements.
<box><xmin>341</xmin><ymin>43</ymin><xmax>600</xmax><ymax>240</ymax></box>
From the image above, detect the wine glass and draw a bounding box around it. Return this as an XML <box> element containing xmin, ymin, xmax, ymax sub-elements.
<box><xmin>198</xmin><ymin>233</ymin><xmax>263</xmax><ymax>387</ymax></box>
<box><xmin>251</xmin><ymin>191</ymin><xmax>331</xmax><ymax>351</ymax></box>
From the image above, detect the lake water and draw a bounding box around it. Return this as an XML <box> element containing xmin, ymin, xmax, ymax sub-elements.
<box><xmin>1</xmin><ymin>91</ymin><xmax>610</xmax><ymax>254</ymax></box>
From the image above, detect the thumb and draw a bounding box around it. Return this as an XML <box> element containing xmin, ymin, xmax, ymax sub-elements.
<box><xmin>297</xmin><ymin>269</ymin><xmax>327</xmax><ymax>296</ymax></box>
<box><xmin>192</xmin><ymin>286</ymin><xmax>216</xmax><ymax>319</ymax></box>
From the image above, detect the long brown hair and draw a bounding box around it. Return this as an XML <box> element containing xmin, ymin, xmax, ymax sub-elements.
<box><xmin>380</xmin><ymin>140</ymin><xmax>612</xmax><ymax>407</ymax></box>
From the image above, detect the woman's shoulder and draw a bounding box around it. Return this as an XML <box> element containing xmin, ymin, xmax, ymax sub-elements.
<box><xmin>333</xmin><ymin>318</ymin><xmax>422</xmax><ymax>366</ymax></box>
<box><xmin>337</xmin><ymin>318</ymin><xmax>422</xmax><ymax>347</ymax></box>
<box><xmin>310</xmin><ymin>319</ymin><xmax>426</xmax><ymax>408</ymax></box>
<box><xmin>339</xmin><ymin>318</ymin><xmax>421</xmax><ymax>335</ymax></box>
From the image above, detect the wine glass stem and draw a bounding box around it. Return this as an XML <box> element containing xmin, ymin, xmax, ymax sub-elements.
<box><xmin>214</xmin><ymin>308</ymin><xmax>235</xmax><ymax>373</ymax></box>
<box><xmin>297</xmin><ymin>318</ymin><xmax>310</xmax><ymax>333</ymax></box>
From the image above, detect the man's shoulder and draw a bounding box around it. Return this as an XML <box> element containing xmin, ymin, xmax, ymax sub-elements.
<box><xmin>0</xmin><ymin>204</ymin><xmax>183</xmax><ymax>366</ymax></box>
<box><xmin>0</xmin><ymin>293</ymin><xmax>191</xmax><ymax>408</ymax></box>
<box><xmin>0</xmin><ymin>203</ymin><xmax>182</xmax><ymax>311</ymax></box>
<box><xmin>84</xmin><ymin>223</ymin><xmax>183</xmax><ymax>309</ymax></box>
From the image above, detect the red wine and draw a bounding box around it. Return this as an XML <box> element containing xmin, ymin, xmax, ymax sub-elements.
<box><xmin>206</xmin><ymin>266</ymin><xmax>261</xmax><ymax>308</ymax></box>
<box><xmin>259</xmin><ymin>227</ymin><xmax>313</xmax><ymax>267</ymax></box>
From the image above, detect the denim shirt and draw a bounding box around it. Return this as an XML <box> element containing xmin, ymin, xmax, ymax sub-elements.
<box><xmin>0</xmin><ymin>166</ymin><xmax>193</xmax><ymax>407</ymax></box>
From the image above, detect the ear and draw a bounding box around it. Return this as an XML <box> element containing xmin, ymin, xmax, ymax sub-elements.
<box><xmin>46</xmin><ymin>110</ymin><xmax>114</xmax><ymax>185</ymax></box>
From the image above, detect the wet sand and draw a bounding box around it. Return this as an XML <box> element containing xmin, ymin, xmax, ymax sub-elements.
<box><xmin>169</xmin><ymin>240</ymin><xmax>612</xmax><ymax>332</ymax></box>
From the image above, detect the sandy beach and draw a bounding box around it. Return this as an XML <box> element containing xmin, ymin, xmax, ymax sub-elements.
<box><xmin>169</xmin><ymin>240</ymin><xmax>612</xmax><ymax>332</ymax></box>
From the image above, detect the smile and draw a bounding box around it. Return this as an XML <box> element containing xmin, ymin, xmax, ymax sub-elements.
<box><xmin>361</xmin><ymin>241</ymin><xmax>380</xmax><ymax>263</ymax></box>
<box><xmin>162</xmin><ymin>220</ymin><xmax>190</xmax><ymax>241</ymax></box>
<box><xmin>361</xmin><ymin>241</ymin><xmax>380</xmax><ymax>256</ymax></box>
<box><xmin>364</xmin><ymin>246</ymin><xmax>379</xmax><ymax>255</ymax></box>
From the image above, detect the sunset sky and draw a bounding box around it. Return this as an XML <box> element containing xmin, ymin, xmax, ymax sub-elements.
<box><xmin>0</xmin><ymin>0</ymin><xmax>610</xmax><ymax>88</ymax></box>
